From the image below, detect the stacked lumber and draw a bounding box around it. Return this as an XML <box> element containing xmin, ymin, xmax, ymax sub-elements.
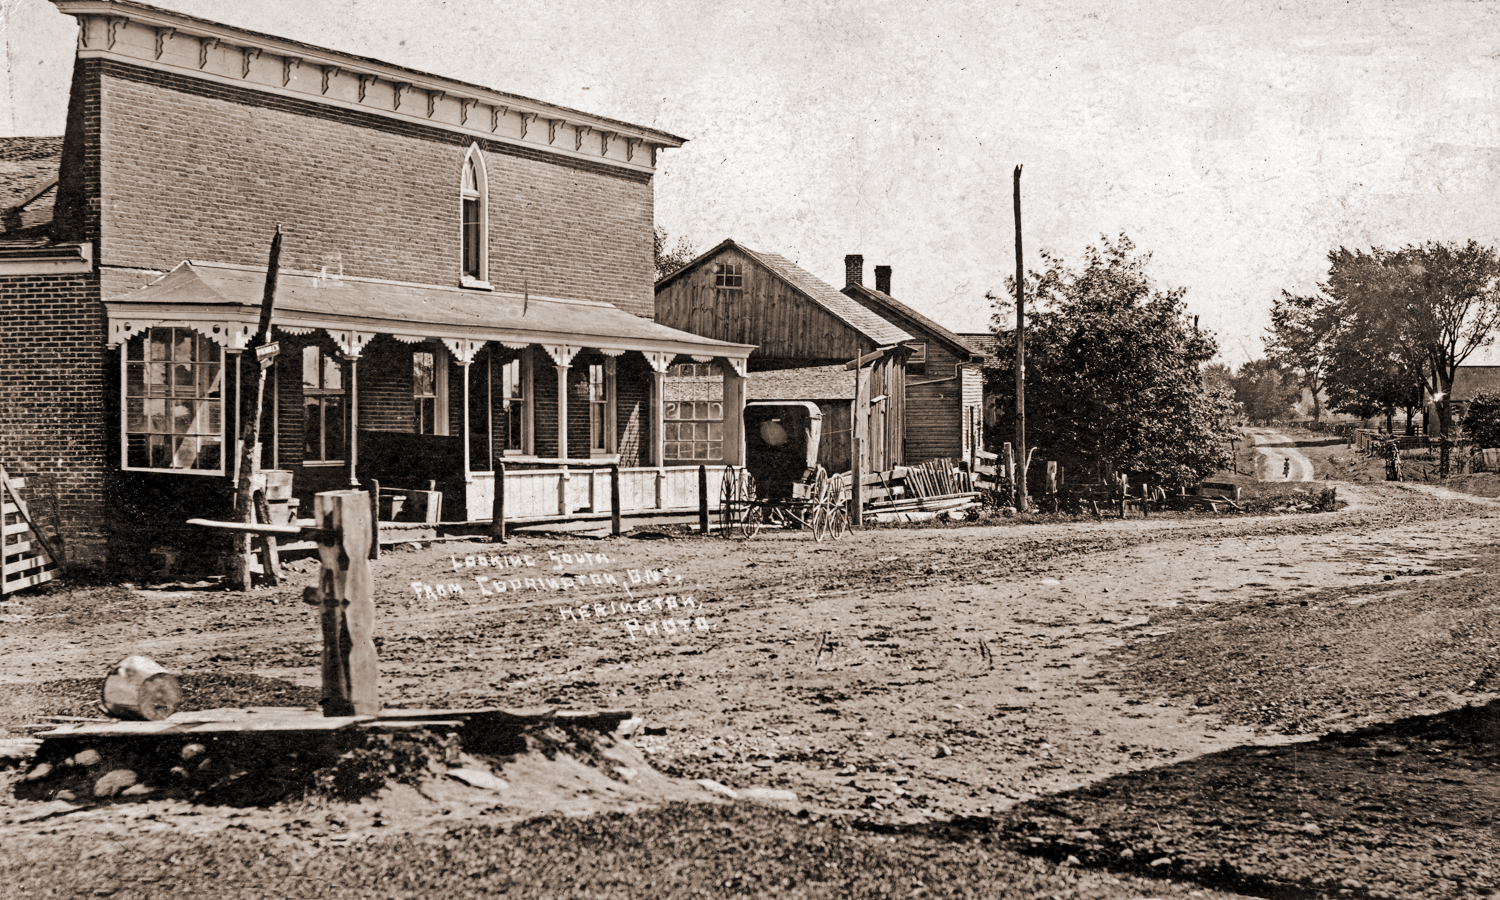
<box><xmin>2</xmin><ymin>466</ymin><xmax>60</xmax><ymax>595</ymax></box>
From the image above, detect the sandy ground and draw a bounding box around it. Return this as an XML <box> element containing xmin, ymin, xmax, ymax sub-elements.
<box><xmin>1</xmin><ymin>429</ymin><xmax>1498</xmax><ymax>898</ymax></box>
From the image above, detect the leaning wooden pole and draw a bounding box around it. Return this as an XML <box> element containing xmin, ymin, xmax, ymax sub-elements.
<box><xmin>228</xmin><ymin>225</ymin><xmax>283</xmax><ymax>591</ymax></box>
<box><xmin>1013</xmin><ymin>165</ymin><xmax>1028</xmax><ymax>512</ymax></box>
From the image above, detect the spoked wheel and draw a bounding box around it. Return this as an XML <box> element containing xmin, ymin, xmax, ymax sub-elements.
<box><xmin>810</xmin><ymin>466</ymin><xmax>830</xmax><ymax>506</ymax></box>
<box><xmin>810</xmin><ymin>504</ymin><xmax>830</xmax><ymax>542</ymax></box>
<box><xmin>739</xmin><ymin>501</ymin><xmax>764</xmax><ymax>539</ymax></box>
<box><xmin>719</xmin><ymin>467</ymin><xmax>758</xmax><ymax>539</ymax></box>
<box><xmin>829</xmin><ymin>504</ymin><xmax>851</xmax><ymax>539</ymax></box>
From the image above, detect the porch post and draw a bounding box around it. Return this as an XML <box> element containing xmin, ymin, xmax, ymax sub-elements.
<box><xmin>721</xmin><ymin>356</ymin><xmax>747</xmax><ymax>467</ymax></box>
<box><xmin>644</xmin><ymin>351</ymin><xmax>672</xmax><ymax>468</ymax></box>
<box><xmin>461</xmin><ymin>360</ymin><xmax>471</xmax><ymax>481</ymax></box>
<box><xmin>347</xmin><ymin>356</ymin><xmax>359</xmax><ymax>487</ymax></box>
<box><xmin>541</xmin><ymin>345</ymin><xmax>579</xmax><ymax>517</ymax></box>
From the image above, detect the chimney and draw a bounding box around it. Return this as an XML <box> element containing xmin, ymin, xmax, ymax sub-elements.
<box><xmin>874</xmin><ymin>265</ymin><xmax>891</xmax><ymax>295</ymax></box>
<box><xmin>844</xmin><ymin>254</ymin><xmax>864</xmax><ymax>287</ymax></box>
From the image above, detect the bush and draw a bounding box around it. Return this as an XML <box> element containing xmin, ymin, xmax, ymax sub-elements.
<box><xmin>1463</xmin><ymin>392</ymin><xmax>1500</xmax><ymax>449</ymax></box>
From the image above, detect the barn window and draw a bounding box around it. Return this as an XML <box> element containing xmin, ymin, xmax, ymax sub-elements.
<box><xmin>122</xmin><ymin>327</ymin><xmax>224</xmax><ymax>474</ymax></box>
<box><xmin>713</xmin><ymin>262</ymin><xmax>743</xmax><ymax>289</ymax></box>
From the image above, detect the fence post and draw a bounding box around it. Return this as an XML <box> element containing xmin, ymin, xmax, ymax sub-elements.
<box><xmin>490</xmin><ymin>461</ymin><xmax>506</xmax><ymax>543</ymax></box>
<box><xmin>367</xmin><ymin>478</ymin><xmax>381</xmax><ymax>560</ymax></box>
<box><xmin>312</xmin><ymin>490</ymin><xmax>379</xmax><ymax>717</ymax></box>
<box><xmin>610</xmin><ymin>463</ymin><xmax>622</xmax><ymax>536</ymax></box>
<box><xmin>698</xmin><ymin>465</ymin><xmax>709</xmax><ymax>534</ymax></box>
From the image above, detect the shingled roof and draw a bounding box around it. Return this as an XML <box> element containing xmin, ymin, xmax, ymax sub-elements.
<box><xmin>0</xmin><ymin>136</ymin><xmax>63</xmax><ymax>240</ymax></box>
<box><xmin>747</xmin><ymin>364</ymin><xmax>854</xmax><ymax>401</ymax></box>
<box><xmin>843</xmin><ymin>282</ymin><xmax>982</xmax><ymax>362</ymax></box>
<box><xmin>656</xmin><ymin>239</ymin><xmax>912</xmax><ymax>347</ymax></box>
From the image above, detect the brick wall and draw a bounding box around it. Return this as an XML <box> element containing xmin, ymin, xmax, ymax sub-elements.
<box><xmin>616</xmin><ymin>353</ymin><xmax>648</xmax><ymax>467</ymax></box>
<box><xmin>94</xmin><ymin>61</ymin><xmax>657</xmax><ymax>317</ymax></box>
<box><xmin>358</xmin><ymin>337</ymin><xmax>414</xmax><ymax>433</ymax></box>
<box><xmin>0</xmin><ymin>272</ymin><xmax>108</xmax><ymax>565</ymax></box>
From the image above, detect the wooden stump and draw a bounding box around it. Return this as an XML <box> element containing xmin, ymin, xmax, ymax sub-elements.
<box><xmin>101</xmin><ymin>656</ymin><xmax>181</xmax><ymax>721</ymax></box>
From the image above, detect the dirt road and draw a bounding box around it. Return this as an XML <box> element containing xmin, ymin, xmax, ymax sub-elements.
<box><xmin>2</xmin><ymin>434</ymin><xmax>1498</xmax><ymax>898</ymax></box>
<box><xmin>1246</xmin><ymin>427</ymin><xmax>1316</xmax><ymax>481</ymax></box>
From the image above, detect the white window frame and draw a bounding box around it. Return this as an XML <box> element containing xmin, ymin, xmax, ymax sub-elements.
<box><xmin>460</xmin><ymin>144</ymin><xmax>490</xmax><ymax>290</ymax></box>
<box><xmin>301</xmin><ymin>344</ymin><xmax>347</xmax><ymax>466</ymax></box>
<box><xmin>414</xmin><ymin>345</ymin><xmax>450</xmax><ymax>435</ymax></box>
<box><xmin>120</xmin><ymin>326</ymin><xmax>226</xmax><ymax>476</ymax></box>
<box><xmin>495</xmin><ymin>348</ymin><xmax>533</xmax><ymax>457</ymax></box>
<box><xmin>588</xmin><ymin>356</ymin><xmax>616</xmax><ymax>457</ymax></box>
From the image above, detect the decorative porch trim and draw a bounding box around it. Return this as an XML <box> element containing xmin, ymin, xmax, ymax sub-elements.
<box><xmin>442</xmin><ymin>337</ymin><xmax>484</xmax><ymax>365</ymax></box>
<box><xmin>107</xmin><ymin>316</ymin><xmax>254</xmax><ymax>350</ymax></box>
<box><xmin>642</xmin><ymin>351</ymin><xmax>674</xmax><ymax>374</ymax></box>
<box><xmin>541</xmin><ymin>344</ymin><xmax>579</xmax><ymax>367</ymax></box>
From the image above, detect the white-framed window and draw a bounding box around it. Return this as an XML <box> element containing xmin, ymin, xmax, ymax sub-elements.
<box><xmin>588</xmin><ymin>357</ymin><xmax>616</xmax><ymax>455</ymax></box>
<box><xmin>667</xmin><ymin>362</ymin><xmax>718</xmax><ymax>378</ymax></box>
<box><xmin>905</xmin><ymin>341</ymin><xmax>927</xmax><ymax>376</ymax></box>
<box><xmin>460</xmin><ymin>145</ymin><xmax>489</xmax><ymax>288</ymax></box>
<box><xmin>414</xmin><ymin>346</ymin><xmax>449</xmax><ymax>435</ymax></box>
<box><xmin>302</xmin><ymin>345</ymin><xmax>346</xmax><ymax>464</ymax></box>
<box><xmin>122</xmin><ymin>326</ymin><xmax>224</xmax><ymax>474</ymax></box>
<box><xmin>496</xmin><ymin>351</ymin><xmax>531</xmax><ymax>455</ymax></box>
<box><xmin>663</xmin><ymin>400</ymin><xmax>724</xmax><ymax>462</ymax></box>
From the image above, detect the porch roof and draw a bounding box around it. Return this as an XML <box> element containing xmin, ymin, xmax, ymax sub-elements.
<box><xmin>104</xmin><ymin>260</ymin><xmax>756</xmax><ymax>361</ymax></box>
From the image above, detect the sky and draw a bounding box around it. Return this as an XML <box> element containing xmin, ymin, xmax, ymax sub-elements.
<box><xmin>5</xmin><ymin>0</ymin><xmax>1500</xmax><ymax>367</ymax></box>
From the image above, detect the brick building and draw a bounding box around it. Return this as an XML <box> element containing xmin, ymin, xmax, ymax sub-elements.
<box><xmin>0</xmin><ymin>0</ymin><xmax>751</xmax><ymax>571</ymax></box>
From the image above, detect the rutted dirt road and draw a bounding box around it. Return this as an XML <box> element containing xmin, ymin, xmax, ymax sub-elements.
<box><xmin>2</xmin><ymin>432</ymin><xmax>1499</xmax><ymax>898</ymax></box>
<box><xmin>1246</xmin><ymin>427</ymin><xmax>1316</xmax><ymax>482</ymax></box>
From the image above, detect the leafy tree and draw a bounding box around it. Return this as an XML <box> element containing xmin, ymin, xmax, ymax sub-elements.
<box><xmin>653</xmin><ymin>227</ymin><xmax>696</xmax><ymax>281</ymax></box>
<box><xmin>1266</xmin><ymin>291</ymin><xmax>1335</xmax><ymax>421</ymax></box>
<box><xmin>984</xmin><ymin>234</ymin><xmax>1235</xmax><ymax>487</ymax></box>
<box><xmin>1324</xmin><ymin>241</ymin><xmax>1500</xmax><ymax>474</ymax></box>
<box><xmin>1463</xmin><ymin>392</ymin><xmax>1500</xmax><ymax>450</ymax></box>
<box><xmin>1231</xmin><ymin>359</ymin><xmax>1301</xmax><ymax>425</ymax></box>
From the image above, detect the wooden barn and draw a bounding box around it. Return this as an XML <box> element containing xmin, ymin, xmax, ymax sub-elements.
<box><xmin>655</xmin><ymin>240</ymin><xmax>910</xmax><ymax>476</ymax></box>
<box><xmin>842</xmin><ymin>258</ymin><xmax>986</xmax><ymax>465</ymax></box>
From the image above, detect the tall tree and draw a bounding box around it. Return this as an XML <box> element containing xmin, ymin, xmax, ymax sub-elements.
<box><xmin>653</xmin><ymin>227</ymin><xmax>696</xmax><ymax>281</ymax></box>
<box><xmin>1231</xmin><ymin>359</ymin><xmax>1301</xmax><ymax>425</ymax></box>
<box><xmin>1326</xmin><ymin>241</ymin><xmax>1500</xmax><ymax>474</ymax></box>
<box><xmin>985</xmin><ymin>234</ymin><xmax>1235</xmax><ymax>486</ymax></box>
<box><xmin>1265</xmin><ymin>291</ymin><xmax>1335</xmax><ymax>422</ymax></box>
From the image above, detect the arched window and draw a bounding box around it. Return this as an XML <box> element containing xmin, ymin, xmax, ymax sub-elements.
<box><xmin>460</xmin><ymin>145</ymin><xmax>488</xmax><ymax>287</ymax></box>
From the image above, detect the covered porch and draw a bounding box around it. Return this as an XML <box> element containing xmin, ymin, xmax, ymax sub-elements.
<box><xmin>103</xmin><ymin>261</ymin><xmax>754</xmax><ymax>534</ymax></box>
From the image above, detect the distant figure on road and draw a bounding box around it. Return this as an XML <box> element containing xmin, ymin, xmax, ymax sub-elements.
<box><xmin>1282</xmin><ymin>458</ymin><xmax>1291</xmax><ymax>479</ymax></box>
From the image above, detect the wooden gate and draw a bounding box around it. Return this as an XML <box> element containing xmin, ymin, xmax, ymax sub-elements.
<box><xmin>2</xmin><ymin>467</ymin><xmax>60</xmax><ymax>595</ymax></box>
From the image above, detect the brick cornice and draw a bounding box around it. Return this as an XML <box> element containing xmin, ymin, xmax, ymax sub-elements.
<box><xmin>54</xmin><ymin>0</ymin><xmax>682</xmax><ymax>175</ymax></box>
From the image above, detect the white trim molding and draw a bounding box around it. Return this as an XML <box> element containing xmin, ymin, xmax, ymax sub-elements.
<box><xmin>0</xmin><ymin>242</ymin><xmax>93</xmax><ymax>276</ymax></box>
<box><xmin>56</xmin><ymin>0</ymin><xmax>683</xmax><ymax>175</ymax></box>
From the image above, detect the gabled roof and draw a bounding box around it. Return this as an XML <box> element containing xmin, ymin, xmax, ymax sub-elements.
<box><xmin>0</xmin><ymin>137</ymin><xmax>63</xmax><ymax>241</ymax></box>
<box><xmin>656</xmin><ymin>239</ymin><xmax>912</xmax><ymax>347</ymax></box>
<box><xmin>959</xmin><ymin>332</ymin><xmax>1007</xmax><ymax>370</ymax></box>
<box><xmin>106</xmin><ymin>260</ymin><xmax>754</xmax><ymax>359</ymax></box>
<box><xmin>843</xmin><ymin>283</ymin><xmax>983</xmax><ymax>363</ymax></box>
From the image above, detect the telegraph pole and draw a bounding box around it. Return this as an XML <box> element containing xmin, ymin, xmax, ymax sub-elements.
<box><xmin>1013</xmin><ymin>166</ymin><xmax>1027</xmax><ymax>512</ymax></box>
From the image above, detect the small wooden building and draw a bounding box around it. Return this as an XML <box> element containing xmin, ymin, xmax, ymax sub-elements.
<box><xmin>842</xmin><ymin>258</ymin><xmax>986</xmax><ymax>465</ymax></box>
<box><xmin>656</xmin><ymin>240</ymin><xmax>910</xmax><ymax>474</ymax></box>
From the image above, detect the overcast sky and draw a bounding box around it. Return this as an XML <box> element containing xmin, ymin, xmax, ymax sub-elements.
<box><xmin>5</xmin><ymin>0</ymin><xmax>1500</xmax><ymax>366</ymax></box>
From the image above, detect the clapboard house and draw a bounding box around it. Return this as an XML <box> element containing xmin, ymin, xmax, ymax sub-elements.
<box><xmin>841</xmin><ymin>257</ymin><xmax>985</xmax><ymax>465</ymax></box>
<box><xmin>0</xmin><ymin>0</ymin><xmax>751</xmax><ymax>570</ymax></box>
<box><xmin>655</xmin><ymin>240</ymin><xmax>910</xmax><ymax>476</ymax></box>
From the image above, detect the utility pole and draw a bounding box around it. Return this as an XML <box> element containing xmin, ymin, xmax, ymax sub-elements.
<box><xmin>1013</xmin><ymin>165</ymin><xmax>1027</xmax><ymax>512</ymax></box>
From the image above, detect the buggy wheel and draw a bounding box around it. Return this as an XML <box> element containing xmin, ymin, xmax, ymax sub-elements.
<box><xmin>830</xmin><ymin>504</ymin><xmax>851</xmax><ymax>539</ymax></box>
<box><xmin>738</xmin><ymin>502</ymin><xmax>763</xmax><ymax>539</ymax></box>
<box><xmin>719</xmin><ymin>467</ymin><xmax>752</xmax><ymax>537</ymax></box>
<box><xmin>811</xmin><ymin>505</ymin><xmax>830</xmax><ymax>542</ymax></box>
<box><xmin>811</xmin><ymin>466</ymin><xmax>830</xmax><ymax>506</ymax></box>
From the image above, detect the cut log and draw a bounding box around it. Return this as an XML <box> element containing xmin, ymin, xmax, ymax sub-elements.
<box><xmin>101</xmin><ymin>655</ymin><xmax>182</xmax><ymax>721</ymax></box>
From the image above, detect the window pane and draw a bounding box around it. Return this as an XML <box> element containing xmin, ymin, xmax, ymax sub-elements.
<box><xmin>147</xmin><ymin>399</ymin><xmax>167</xmax><ymax>432</ymax></box>
<box><xmin>172</xmin><ymin>436</ymin><xmax>199</xmax><ymax>469</ymax></box>
<box><xmin>127</xmin><ymin>434</ymin><xmax>148</xmax><ymax>468</ymax></box>
<box><xmin>201</xmin><ymin>362</ymin><xmax>221</xmax><ymax>397</ymax></box>
<box><xmin>463</xmin><ymin>159</ymin><xmax>478</xmax><ymax>192</ymax></box>
<box><xmin>414</xmin><ymin>352</ymin><xmax>435</xmax><ymax>395</ymax></box>
<box><xmin>303</xmin><ymin>346</ymin><xmax>320</xmax><ymax>390</ymax></box>
<box><xmin>126</xmin><ymin>398</ymin><xmax>146</xmax><ymax>432</ymax></box>
<box><xmin>693</xmin><ymin>442</ymin><xmax>709</xmax><ymax>460</ymax></box>
<box><xmin>323</xmin><ymin>353</ymin><xmax>342</xmax><ymax>391</ymax></box>
<box><xmin>709</xmin><ymin>444</ymin><xmax>723</xmax><ymax>461</ymax></box>
<box><xmin>126</xmin><ymin>335</ymin><xmax>144</xmax><ymax>361</ymax></box>
<box><xmin>305</xmin><ymin>401</ymin><xmax>321</xmax><ymax>458</ymax></box>
<box><xmin>148</xmin><ymin>363</ymin><xmax>168</xmax><ymax>392</ymax></box>
<box><xmin>172</xmin><ymin>363</ymin><xmax>195</xmax><ymax>393</ymax></box>
<box><xmin>664</xmin><ymin>402</ymin><xmax>678</xmax><ymax>420</ymax></box>
<box><xmin>126</xmin><ymin>363</ymin><xmax>145</xmax><ymax>397</ymax></box>
<box><xmin>709</xmin><ymin>402</ymin><xmax>723</xmax><ymax>419</ymax></box>
<box><xmin>173</xmin><ymin>330</ymin><xmax>194</xmax><ymax>362</ymax></box>
<box><xmin>172</xmin><ymin>400</ymin><xmax>195</xmax><ymax>435</ymax></box>
<box><xmin>150</xmin><ymin>331</ymin><xmax>170</xmax><ymax>361</ymax></box>
<box><xmin>325</xmin><ymin>396</ymin><xmax>345</xmax><ymax>459</ymax></box>
<box><xmin>708</xmin><ymin>422</ymin><xmax>723</xmax><ymax>441</ymax></box>
<box><xmin>148</xmin><ymin>434</ymin><xmax>170</xmax><ymax>468</ymax></box>
<box><xmin>206</xmin><ymin>400</ymin><xmax>221</xmax><ymax>434</ymax></box>
<box><xmin>199</xmin><ymin>437</ymin><xmax>222</xmax><ymax>470</ymax></box>
<box><xmin>463</xmin><ymin>199</ymin><xmax>481</xmax><ymax>278</ymax></box>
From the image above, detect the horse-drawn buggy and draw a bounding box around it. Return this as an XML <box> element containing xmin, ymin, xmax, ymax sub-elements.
<box><xmin>719</xmin><ymin>401</ymin><xmax>851</xmax><ymax>540</ymax></box>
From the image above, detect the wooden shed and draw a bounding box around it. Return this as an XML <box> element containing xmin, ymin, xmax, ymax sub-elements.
<box><xmin>656</xmin><ymin>240</ymin><xmax>910</xmax><ymax>474</ymax></box>
<box><xmin>842</xmin><ymin>259</ymin><xmax>987</xmax><ymax>466</ymax></box>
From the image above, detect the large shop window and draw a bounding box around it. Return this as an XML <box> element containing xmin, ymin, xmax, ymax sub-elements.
<box><xmin>123</xmin><ymin>327</ymin><xmax>224</xmax><ymax>473</ymax></box>
<box><xmin>664</xmin><ymin>400</ymin><xmax>724</xmax><ymax>462</ymax></box>
<box><xmin>302</xmin><ymin>345</ymin><xmax>346</xmax><ymax>463</ymax></box>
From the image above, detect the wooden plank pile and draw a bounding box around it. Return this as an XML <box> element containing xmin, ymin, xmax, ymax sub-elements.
<box><xmin>841</xmin><ymin>460</ymin><xmax>980</xmax><ymax>520</ymax></box>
